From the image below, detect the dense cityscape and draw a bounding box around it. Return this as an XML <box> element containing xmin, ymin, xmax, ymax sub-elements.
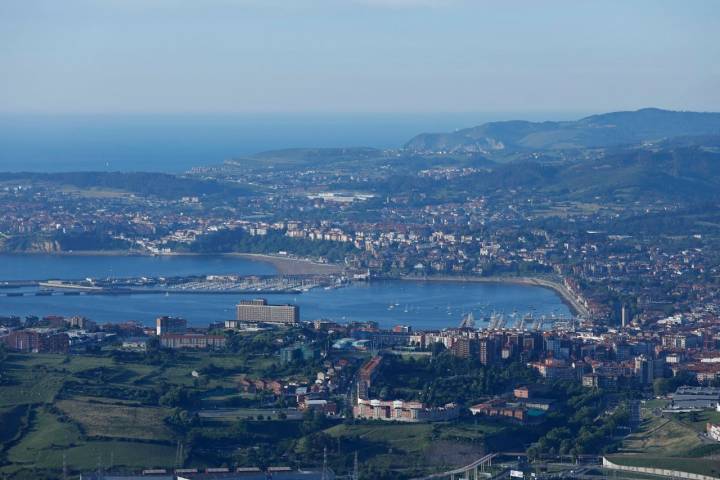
<box><xmin>2</xmin><ymin>109</ymin><xmax>720</xmax><ymax>480</ymax></box>
<box><xmin>2</xmin><ymin>1</ymin><xmax>720</xmax><ymax>479</ymax></box>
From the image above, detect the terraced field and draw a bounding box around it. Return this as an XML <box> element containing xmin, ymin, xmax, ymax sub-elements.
<box><xmin>610</xmin><ymin>410</ymin><xmax>720</xmax><ymax>478</ymax></box>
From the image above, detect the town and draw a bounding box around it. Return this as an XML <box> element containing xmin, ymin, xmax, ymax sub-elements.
<box><xmin>3</xmin><ymin>0</ymin><xmax>719</xmax><ymax>477</ymax></box>
<box><xmin>2</xmin><ymin>285</ymin><xmax>720</xmax><ymax>479</ymax></box>
<box><xmin>2</xmin><ymin>120</ymin><xmax>720</xmax><ymax>478</ymax></box>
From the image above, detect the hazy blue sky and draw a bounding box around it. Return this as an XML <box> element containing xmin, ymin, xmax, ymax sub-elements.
<box><xmin>1</xmin><ymin>0</ymin><xmax>718</xmax><ymax>114</ymax></box>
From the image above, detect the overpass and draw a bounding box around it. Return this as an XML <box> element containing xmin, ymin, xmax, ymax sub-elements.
<box><xmin>411</xmin><ymin>453</ymin><xmax>498</xmax><ymax>480</ymax></box>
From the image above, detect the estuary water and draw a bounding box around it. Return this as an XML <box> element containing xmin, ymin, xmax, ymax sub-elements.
<box><xmin>0</xmin><ymin>255</ymin><xmax>570</xmax><ymax>329</ymax></box>
<box><xmin>0</xmin><ymin>254</ymin><xmax>277</xmax><ymax>280</ymax></box>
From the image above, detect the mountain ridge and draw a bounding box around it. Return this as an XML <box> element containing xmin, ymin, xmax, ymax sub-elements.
<box><xmin>404</xmin><ymin>108</ymin><xmax>720</xmax><ymax>154</ymax></box>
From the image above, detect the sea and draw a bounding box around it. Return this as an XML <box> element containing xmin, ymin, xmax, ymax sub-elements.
<box><xmin>0</xmin><ymin>255</ymin><xmax>571</xmax><ymax>329</ymax></box>
<box><xmin>0</xmin><ymin>112</ymin><xmax>584</xmax><ymax>172</ymax></box>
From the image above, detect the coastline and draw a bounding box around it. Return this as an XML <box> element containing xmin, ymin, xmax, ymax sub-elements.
<box><xmin>0</xmin><ymin>250</ymin><xmax>343</xmax><ymax>276</ymax></box>
<box><xmin>227</xmin><ymin>253</ymin><xmax>343</xmax><ymax>275</ymax></box>
<box><xmin>1</xmin><ymin>252</ymin><xmax>585</xmax><ymax>316</ymax></box>
<box><xmin>392</xmin><ymin>275</ymin><xmax>589</xmax><ymax>318</ymax></box>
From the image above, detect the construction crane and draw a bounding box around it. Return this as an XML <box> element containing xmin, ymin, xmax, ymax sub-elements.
<box><xmin>459</xmin><ymin>312</ymin><xmax>475</xmax><ymax>329</ymax></box>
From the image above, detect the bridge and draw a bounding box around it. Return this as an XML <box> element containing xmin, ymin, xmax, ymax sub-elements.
<box><xmin>411</xmin><ymin>453</ymin><xmax>498</xmax><ymax>480</ymax></box>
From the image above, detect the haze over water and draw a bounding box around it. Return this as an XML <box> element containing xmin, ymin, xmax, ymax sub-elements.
<box><xmin>0</xmin><ymin>112</ymin><xmax>585</xmax><ymax>172</ymax></box>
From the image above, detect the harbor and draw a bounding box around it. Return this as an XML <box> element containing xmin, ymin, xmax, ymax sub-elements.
<box><xmin>0</xmin><ymin>255</ymin><xmax>572</xmax><ymax>329</ymax></box>
<box><xmin>0</xmin><ymin>274</ymin><xmax>340</xmax><ymax>297</ymax></box>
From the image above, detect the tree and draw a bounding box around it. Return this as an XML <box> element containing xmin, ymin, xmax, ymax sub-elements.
<box><xmin>653</xmin><ymin>371</ymin><xmax>696</xmax><ymax>396</ymax></box>
<box><xmin>653</xmin><ymin>378</ymin><xmax>672</xmax><ymax>396</ymax></box>
<box><xmin>430</xmin><ymin>341</ymin><xmax>446</xmax><ymax>357</ymax></box>
<box><xmin>294</xmin><ymin>432</ymin><xmax>333</xmax><ymax>459</ymax></box>
<box><xmin>0</xmin><ymin>343</ymin><xmax>6</xmax><ymax>384</ymax></box>
<box><xmin>159</xmin><ymin>386</ymin><xmax>199</xmax><ymax>409</ymax></box>
<box><xmin>301</xmin><ymin>409</ymin><xmax>329</xmax><ymax>434</ymax></box>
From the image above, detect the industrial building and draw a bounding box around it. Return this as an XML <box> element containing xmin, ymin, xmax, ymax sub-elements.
<box><xmin>666</xmin><ymin>386</ymin><xmax>720</xmax><ymax>411</ymax></box>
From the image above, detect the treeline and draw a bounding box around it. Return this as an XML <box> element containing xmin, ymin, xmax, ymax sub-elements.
<box><xmin>0</xmin><ymin>171</ymin><xmax>251</xmax><ymax>199</ymax></box>
<box><xmin>358</xmin><ymin>145</ymin><xmax>720</xmax><ymax>206</ymax></box>
<box><xmin>1</xmin><ymin>231</ymin><xmax>130</xmax><ymax>252</ymax></box>
<box><xmin>185</xmin><ymin>228</ymin><xmax>358</xmax><ymax>262</ymax></box>
<box><xmin>372</xmin><ymin>351</ymin><xmax>537</xmax><ymax>406</ymax></box>
<box><xmin>526</xmin><ymin>381</ymin><xmax>629</xmax><ymax>458</ymax></box>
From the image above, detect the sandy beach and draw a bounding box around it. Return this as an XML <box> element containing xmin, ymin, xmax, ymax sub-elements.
<box><xmin>228</xmin><ymin>253</ymin><xmax>343</xmax><ymax>275</ymax></box>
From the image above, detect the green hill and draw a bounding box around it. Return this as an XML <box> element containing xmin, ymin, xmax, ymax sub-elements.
<box><xmin>405</xmin><ymin>108</ymin><xmax>720</xmax><ymax>154</ymax></box>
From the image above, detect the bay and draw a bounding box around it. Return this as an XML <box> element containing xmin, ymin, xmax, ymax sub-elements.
<box><xmin>0</xmin><ymin>254</ymin><xmax>276</xmax><ymax>281</ymax></box>
<box><xmin>0</xmin><ymin>255</ymin><xmax>570</xmax><ymax>329</ymax></box>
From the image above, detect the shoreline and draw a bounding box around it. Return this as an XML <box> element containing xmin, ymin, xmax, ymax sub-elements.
<box><xmin>392</xmin><ymin>275</ymin><xmax>589</xmax><ymax>317</ymax></box>
<box><xmin>0</xmin><ymin>250</ymin><xmax>343</xmax><ymax>276</ymax></box>
<box><xmin>0</xmin><ymin>252</ymin><xmax>586</xmax><ymax>316</ymax></box>
<box><xmin>228</xmin><ymin>253</ymin><xmax>343</xmax><ymax>275</ymax></box>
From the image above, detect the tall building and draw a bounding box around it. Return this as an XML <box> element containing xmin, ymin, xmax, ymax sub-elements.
<box><xmin>451</xmin><ymin>337</ymin><xmax>478</xmax><ymax>358</ymax></box>
<box><xmin>479</xmin><ymin>338</ymin><xmax>497</xmax><ymax>365</ymax></box>
<box><xmin>155</xmin><ymin>316</ymin><xmax>187</xmax><ymax>336</ymax></box>
<box><xmin>357</xmin><ymin>356</ymin><xmax>382</xmax><ymax>400</ymax></box>
<box><xmin>236</xmin><ymin>298</ymin><xmax>299</xmax><ymax>324</ymax></box>
<box><xmin>67</xmin><ymin>316</ymin><xmax>96</xmax><ymax>330</ymax></box>
<box><xmin>634</xmin><ymin>355</ymin><xmax>654</xmax><ymax>385</ymax></box>
<box><xmin>621</xmin><ymin>304</ymin><xmax>629</xmax><ymax>328</ymax></box>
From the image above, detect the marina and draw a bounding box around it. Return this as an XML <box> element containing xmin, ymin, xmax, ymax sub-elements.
<box><xmin>0</xmin><ymin>255</ymin><xmax>572</xmax><ymax>329</ymax></box>
<box><xmin>0</xmin><ymin>284</ymin><xmax>571</xmax><ymax>332</ymax></box>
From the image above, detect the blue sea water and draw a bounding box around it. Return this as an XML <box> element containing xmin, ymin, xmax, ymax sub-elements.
<box><xmin>0</xmin><ymin>254</ymin><xmax>276</xmax><ymax>281</ymax></box>
<box><xmin>0</xmin><ymin>112</ymin><xmax>584</xmax><ymax>172</ymax></box>
<box><xmin>0</xmin><ymin>255</ymin><xmax>570</xmax><ymax>329</ymax></box>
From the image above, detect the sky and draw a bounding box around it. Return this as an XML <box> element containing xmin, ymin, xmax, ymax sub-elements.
<box><xmin>1</xmin><ymin>0</ymin><xmax>719</xmax><ymax>114</ymax></box>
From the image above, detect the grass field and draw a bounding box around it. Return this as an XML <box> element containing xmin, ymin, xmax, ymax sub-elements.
<box><xmin>6</xmin><ymin>407</ymin><xmax>82</xmax><ymax>466</ymax></box>
<box><xmin>0</xmin><ymin>362</ymin><xmax>65</xmax><ymax>407</ymax></box>
<box><xmin>57</xmin><ymin>399</ymin><xmax>174</xmax><ymax>441</ymax></box>
<box><xmin>6</xmin><ymin>437</ymin><xmax>176</xmax><ymax>476</ymax></box>
<box><xmin>640</xmin><ymin>398</ymin><xmax>668</xmax><ymax>411</ymax></box>
<box><xmin>607</xmin><ymin>456</ymin><xmax>720</xmax><ymax>478</ymax></box>
<box><xmin>612</xmin><ymin>408</ymin><xmax>720</xmax><ymax>478</ymax></box>
<box><xmin>324</xmin><ymin>422</ymin><xmax>490</xmax><ymax>472</ymax></box>
<box><xmin>0</xmin><ymin>349</ymin><xmax>325</xmax><ymax>479</ymax></box>
<box><xmin>325</xmin><ymin>422</ymin><xmax>435</xmax><ymax>455</ymax></box>
<box><xmin>671</xmin><ymin>410</ymin><xmax>720</xmax><ymax>433</ymax></box>
<box><xmin>0</xmin><ymin>405</ymin><xmax>30</xmax><ymax>447</ymax></box>
<box><xmin>0</xmin><ymin>353</ymin><xmax>186</xmax><ymax>479</ymax></box>
<box><xmin>438</xmin><ymin>422</ymin><xmax>504</xmax><ymax>443</ymax></box>
<box><xmin>197</xmin><ymin>407</ymin><xmax>302</xmax><ymax>420</ymax></box>
<box><xmin>620</xmin><ymin>415</ymin><xmax>703</xmax><ymax>455</ymax></box>
<box><xmin>0</xmin><ymin>350</ymin><xmax>502</xmax><ymax>480</ymax></box>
